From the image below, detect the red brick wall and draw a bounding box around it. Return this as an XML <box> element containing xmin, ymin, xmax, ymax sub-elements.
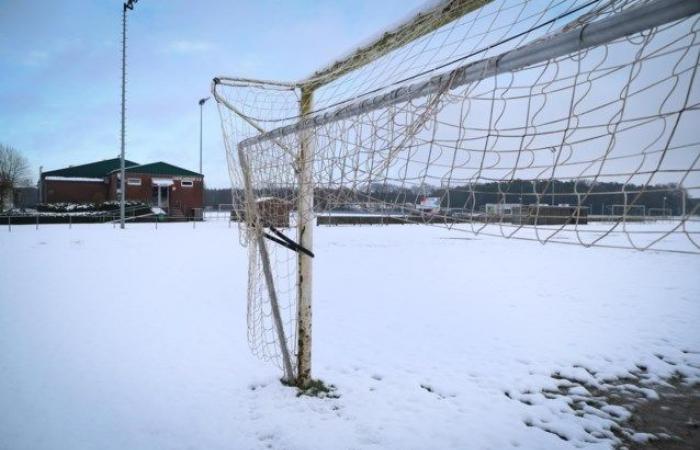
<box><xmin>123</xmin><ymin>174</ymin><xmax>152</xmax><ymax>203</ymax></box>
<box><xmin>170</xmin><ymin>179</ymin><xmax>204</xmax><ymax>216</ymax></box>
<box><xmin>108</xmin><ymin>173</ymin><xmax>203</xmax><ymax>216</ymax></box>
<box><xmin>106</xmin><ymin>174</ymin><xmax>153</xmax><ymax>203</ymax></box>
<box><xmin>43</xmin><ymin>180</ymin><xmax>108</xmax><ymax>203</ymax></box>
<box><xmin>107</xmin><ymin>174</ymin><xmax>120</xmax><ymax>201</ymax></box>
<box><xmin>45</xmin><ymin>173</ymin><xmax>203</xmax><ymax>216</ymax></box>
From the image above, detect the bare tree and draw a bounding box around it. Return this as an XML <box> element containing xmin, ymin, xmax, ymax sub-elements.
<box><xmin>0</xmin><ymin>143</ymin><xmax>30</xmax><ymax>211</ymax></box>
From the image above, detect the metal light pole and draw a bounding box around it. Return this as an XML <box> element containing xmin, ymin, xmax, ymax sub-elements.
<box><xmin>38</xmin><ymin>166</ymin><xmax>43</xmax><ymax>203</ymax></box>
<box><xmin>120</xmin><ymin>0</ymin><xmax>138</xmax><ymax>229</ymax></box>
<box><xmin>663</xmin><ymin>195</ymin><xmax>667</xmax><ymax>217</ymax></box>
<box><xmin>198</xmin><ymin>97</ymin><xmax>210</xmax><ymax>175</ymax></box>
<box><xmin>550</xmin><ymin>147</ymin><xmax>556</xmax><ymax>206</ymax></box>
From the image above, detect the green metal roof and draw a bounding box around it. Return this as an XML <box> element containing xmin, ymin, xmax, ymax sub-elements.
<box><xmin>120</xmin><ymin>162</ymin><xmax>203</xmax><ymax>177</ymax></box>
<box><xmin>43</xmin><ymin>158</ymin><xmax>140</xmax><ymax>178</ymax></box>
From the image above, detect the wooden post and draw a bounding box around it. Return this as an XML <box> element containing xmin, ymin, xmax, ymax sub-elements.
<box><xmin>296</xmin><ymin>87</ymin><xmax>315</xmax><ymax>387</ymax></box>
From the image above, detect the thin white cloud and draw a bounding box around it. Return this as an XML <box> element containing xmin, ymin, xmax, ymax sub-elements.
<box><xmin>167</xmin><ymin>39</ymin><xmax>213</xmax><ymax>54</ymax></box>
<box><xmin>22</xmin><ymin>50</ymin><xmax>50</xmax><ymax>67</ymax></box>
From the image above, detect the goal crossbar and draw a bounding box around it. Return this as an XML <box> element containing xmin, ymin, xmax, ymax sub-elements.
<box><xmin>302</xmin><ymin>0</ymin><xmax>492</xmax><ymax>89</ymax></box>
<box><xmin>236</xmin><ymin>0</ymin><xmax>700</xmax><ymax>149</ymax></box>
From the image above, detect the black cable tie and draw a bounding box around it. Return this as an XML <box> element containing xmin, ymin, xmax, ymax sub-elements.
<box><xmin>272</xmin><ymin>226</ymin><xmax>315</xmax><ymax>258</ymax></box>
<box><xmin>263</xmin><ymin>232</ymin><xmax>296</xmax><ymax>252</ymax></box>
<box><xmin>264</xmin><ymin>226</ymin><xmax>315</xmax><ymax>258</ymax></box>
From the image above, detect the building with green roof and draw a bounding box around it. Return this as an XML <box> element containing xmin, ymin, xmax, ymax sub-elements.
<box><xmin>115</xmin><ymin>162</ymin><xmax>203</xmax><ymax>178</ymax></box>
<box><xmin>41</xmin><ymin>158</ymin><xmax>204</xmax><ymax>218</ymax></box>
<box><xmin>42</xmin><ymin>157</ymin><xmax>140</xmax><ymax>179</ymax></box>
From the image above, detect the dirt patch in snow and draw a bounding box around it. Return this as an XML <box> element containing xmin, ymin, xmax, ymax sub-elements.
<box><xmin>619</xmin><ymin>381</ymin><xmax>700</xmax><ymax>450</ymax></box>
<box><xmin>508</xmin><ymin>366</ymin><xmax>700</xmax><ymax>448</ymax></box>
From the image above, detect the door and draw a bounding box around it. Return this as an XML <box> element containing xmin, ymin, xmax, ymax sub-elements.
<box><xmin>151</xmin><ymin>185</ymin><xmax>169</xmax><ymax>208</ymax></box>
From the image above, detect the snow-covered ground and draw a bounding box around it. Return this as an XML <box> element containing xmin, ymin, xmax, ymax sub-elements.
<box><xmin>1</xmin><ymin>221</ymin><xmax>698</xmax><ymax>449</ymax></box>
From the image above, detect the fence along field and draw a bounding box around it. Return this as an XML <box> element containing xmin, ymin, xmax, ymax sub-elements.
<box><xmin>212</xmin><ymin>0</ymin><xmax>700</xmax><ymax>387</ymax></box>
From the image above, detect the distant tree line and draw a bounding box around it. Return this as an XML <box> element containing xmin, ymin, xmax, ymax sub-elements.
<box><xmin>204</xmin><ymin>188</ymin><xmax>236</xmax><ymax>207</ymax></box>
<box><xmin>206</xmin><ymin>180</ymin><xmax>698</xmax><ymax>216</ymax></box>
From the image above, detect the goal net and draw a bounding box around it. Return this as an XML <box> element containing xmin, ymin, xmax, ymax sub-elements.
<box><xmin>213</xmin><ymin>0</ymin><xmax>700</xmax><ymax>383</ymax></box>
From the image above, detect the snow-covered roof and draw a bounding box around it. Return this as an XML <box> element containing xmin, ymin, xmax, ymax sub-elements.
<box><xmin>152</xmin><ymin>178</ymin><xmax>174</xmax><ymax>187</ymax></box>
<box><xmin>44</xmin><ymin>176</ymin><xmax>104</xmax><ymax>182</ymax></box>
<box><xmin>256</xmin><ymin>197</ymin><xmax>291</xmax><ymax>204</ymax></box>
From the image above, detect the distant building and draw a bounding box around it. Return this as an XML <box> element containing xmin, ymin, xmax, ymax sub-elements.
<box><xmin>255</xmin><ymin>197</ymin><xmax>293</xmax><ymax>228</ymax></box>
<box><xmin>40</xmin><ymin>158</ymin><xmax>204</xmax><ymax>218</ymax></box>
<box><xmin>0</xmin><ymin>185</ymin><xmax>12</xmax><ymax>211</ymax></box>
<box><xmin>416</xmin><ymin>196</ymin><xmax>441</xmax><ymax>214</ymax></box>
<box><xmin>515</xmin><ymin>205</ymin><xmax>589</xmax><ymax>225</ymax></box>
<box><xmin>485</xmin><ymin>203</ymin><xmax>522</xmax><ymax>219</ymax></box>
<box><xmin>0</xmin><ymin>185</ymin><xmax>38</xmax><ymax>211</ymax></box>
<box><xmin>13</xmin><ymin>187</ymin><xmax>39</xmax><ymax>209</ymax></box>
<box><xmin>484</xmin><ymin>203</ymin><xmax>588</xmax><ymax>224</ymax></box>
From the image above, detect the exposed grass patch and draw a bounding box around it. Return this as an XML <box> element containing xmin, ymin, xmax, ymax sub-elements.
<box><xmin>295</xmin><ymin>379</ymin><xmax>340</xmax><ymax>399</ymax></box>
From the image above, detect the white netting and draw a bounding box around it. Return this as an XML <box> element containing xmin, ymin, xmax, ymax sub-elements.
<box><xmin>214</xmin><ymin>0</ymin><xmax>700</xmax><ymax>373</ymax></box>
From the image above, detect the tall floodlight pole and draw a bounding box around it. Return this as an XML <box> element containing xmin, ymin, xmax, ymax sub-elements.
<box><xmin>198</xmin><ymin>97</ymin><xmax>210</xmax><ymax>175</ymax></box>
<box><xmin>550</xmin><ymin>147</ymin><xmax>556</xmax><ymax>206</ymax></box>
<box><xmin>120</xmin><ymin>0</ymin><xmax>138</xmax><ymax>229</ymax></box>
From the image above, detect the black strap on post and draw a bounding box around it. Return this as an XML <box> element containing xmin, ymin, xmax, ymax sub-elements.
<box><xmin>263</xmin><ymin>226</ymin><xmax>315</xmax><ymax>258</ymax></box>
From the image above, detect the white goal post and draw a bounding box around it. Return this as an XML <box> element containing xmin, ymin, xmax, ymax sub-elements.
<box><xmin>647</xmin><ymin>207</ymin><xmax>673</xmax><ymax>217</ymax></box>
<box><xmin>212</xmin><ymin>0</ymin><xmax>700</xmax><ymax>385</ymax></box>
<box><xmin>610</xmin><ymin>204</ymin><xmax>646</xmax><ymax>219</ymax></box>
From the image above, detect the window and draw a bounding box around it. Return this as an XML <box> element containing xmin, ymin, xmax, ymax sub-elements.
<box><xmin>181</xmin><ymin>179</ymin><xmax>194</xmax><ymax>188</ymax></box>
<box><xmin>127</xmin><ymin>178</ymin><xmax>141</xmax><ymax>186</ymax></box>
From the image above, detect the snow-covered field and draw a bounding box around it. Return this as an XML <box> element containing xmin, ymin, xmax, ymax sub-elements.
<box><xmin>1</xmin><ymin>221</ymin><xmax>698</xmax><ymax>449</ymax></box>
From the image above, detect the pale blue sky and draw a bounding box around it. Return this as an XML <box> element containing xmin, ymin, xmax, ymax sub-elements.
<box><xmin>0</xmin><ymin>0</ymin><xmax>425</xmax><ymax>187</ymax></box>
